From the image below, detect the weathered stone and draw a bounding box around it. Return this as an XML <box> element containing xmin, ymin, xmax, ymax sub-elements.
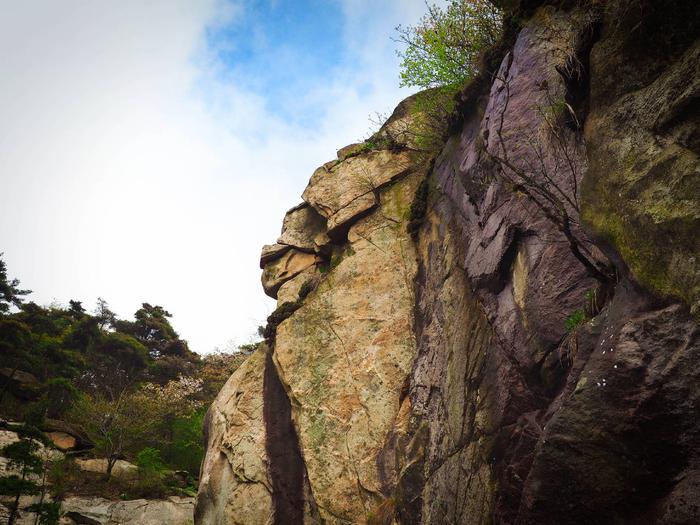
<box><xmin>302</xmin><ymin>149</ymin><xmax>415</xmax><ymax>238</ymax></box>
<box><xmin>195</xmin><ymin>348</ymin><xmax>273</xmax><ymax>525</ymax></box>
<box><xmin>259</xmin><ymin>243</ymin><xmax>290</xmax><ymax>269</ymax></box>
<box><xmin>273</xmin><ymin>170</ymin><xmax>423</xmax><ymax>523</ymax></box>
<box><xmin>336</xmin><ymin>143</ymin><xmax>364</xmax><ymax>160</ymax></box>
<box><xmin>277</xmin><ymin>203</ymin><xmax>327</xmax><ymax>252</ymax></box>
<box><xmin>75</xmin><ymin>459</ymin><xmax>138</xmax><ymax>481</ymax></box>
<box><xmin>275</xmin><ymin>268</ymin><xmax>317</xmax><ymax>306</ymax></box>
<box><xmin>261</xmin><ymin>249</ymin><xmax>317</xmax><ymax>299</ymax></box>
<box><xmin>199</xmin><ymin>3</ymin><xmax>700</xmax><ymax>523</ymax></box>
<box><xmin>0</xmin><ymin>368</ymin><xmax>41</xmax><ymax>400</ymax></box>
<box><xmin>48</xmin><ymin>431</ymin><xmax>76</xmax><ymax>451</ymax></box>
<box><xmin>583</xmin><ymin>0</ymin><xmax>700</xmax><ymax>316</ymax></box>
<box><xmin>60</xmin><ymin>496</ymin><xmax>194</xmax><ymax>525</ymax></box>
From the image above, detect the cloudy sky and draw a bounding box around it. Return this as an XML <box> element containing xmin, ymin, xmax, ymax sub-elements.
<box><xmin>0</xmin><ymin>0</ymin><xmax>432</xmax><ymax>353</ymax></box>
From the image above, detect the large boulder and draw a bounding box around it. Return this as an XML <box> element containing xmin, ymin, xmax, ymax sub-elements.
<box><xmin>75</xmin><ymin>459</ymin><xmax>138</xmax><ymax>481</ymax></box>
<box><xmin>60</xmin><ymin>496</ymin><xmax>194</xmax><ymax>525</ymax></box>
<box><xmin>261</xmin><ymin>248</ymin><xmax>317</xmax><ymax>299</ymax></box>
<box><xmin>273</xmin><ymin>168</ymin><xmax>423</xmax><ymax>522</ymax></box>
<box><xmin>0</xmin><ymin>368</ymin><xmax>41</xmax><ymax>401</ymax></box>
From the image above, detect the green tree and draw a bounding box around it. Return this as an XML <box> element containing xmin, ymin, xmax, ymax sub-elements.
<box><xmin>395</xmin><ymin>0</ymin><xmax>502</xmax><ymax>89</ymax></box>
<box><xmin>85</xmin><ymin>332</ymin><xmax>148</xmax><ymax>399</ymax></box>
<box><xmin>66</xmin><ymin>390</ymin><xmax>156</xmax><ymax>479</ymax></box>
<box><xmin>0</xmin><ymin>437</ymin><xmax>43</xmax><ymax>524</ymax></box>
<box><xmin>93</xmin><ymin>297</ymin><xmax>116</xmax><ymax>330</ymax></box>
<box><xmin>0</xmin><ymin>254</ymin><xmax>31</xmax><ymax>315</ymax></box>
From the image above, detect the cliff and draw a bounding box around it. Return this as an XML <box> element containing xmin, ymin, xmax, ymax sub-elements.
<box><xmin>196</xmin><ymin>1</ymin><xmax>700</xmax><ymax>524</ymax></box>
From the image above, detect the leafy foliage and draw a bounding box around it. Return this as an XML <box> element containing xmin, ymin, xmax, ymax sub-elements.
<box><xmin>0</xmin><ymin>253</ymin><xmax>255</xmax><ymax>490</ymax></box>
<box><xmin>0</xmin><ymin>252</ymin><xmax>31</xmax><ymax>313</ymax></box>
<box><xmin>565</xmin><ymin>309</ymin><xmax>587</xmax><ymax>331</ymax></box>
<box><xmin>395</xmin><ymin>0</ymin><xmax>502</xmax><ymax>89</ymax></box>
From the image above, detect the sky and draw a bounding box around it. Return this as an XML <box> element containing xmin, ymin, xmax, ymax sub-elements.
<box><xmin>0</xmin><ymin>0</ymin><xmax>433</xmax><ymax>353</ymax></box>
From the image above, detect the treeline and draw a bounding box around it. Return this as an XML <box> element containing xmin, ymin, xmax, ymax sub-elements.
<box><xmin>0</xmin><ymin>254</ymin><xmax>251</xmax><ymax>510</ymax></box>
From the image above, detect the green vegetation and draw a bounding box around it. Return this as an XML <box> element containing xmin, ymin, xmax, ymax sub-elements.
<box><xmin>385</xmin><ymin>1</ymin><xmax>503</xmax><ymax>155</ymax></box>
<box><xmin>565</xmin><ymin>309</ymin><xmax>587</xmax><ymax>331</ymax></box>
<box><xmin>395</xmin><ymin>0</ymin><xmax>502</xmax><ymax>89</ymax></box>
<box><xmin>0</xmin><ymin>428</ymin><xmax>47</xmax><ymax>524</ymax></box>
<box><xmin>0</xmin><ymin>253</ymin><xmax>253</xmax><ymax>505</ymax></box>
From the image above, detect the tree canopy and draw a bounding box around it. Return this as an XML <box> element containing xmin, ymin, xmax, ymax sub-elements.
<box><xmin>395</xmin><ymin>0</ymin><xmax>502</xmax><ymax>89</ymax></box>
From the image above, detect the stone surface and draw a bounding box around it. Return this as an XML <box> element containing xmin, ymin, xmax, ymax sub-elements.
<box><xmin>261</xmin><ymin>249</ymin><xmax>317</xmax><ymax>299</ymax></box>
<box><xmin>260</xmin><ymin>244</ymin><xmax>290</xmax><ymax>269</ymax></box>
<box><xmin>275</xmin><ymin>268</ymin><xmax>317</xmax><ymax>306</ymax></box>
<box><xmin>75</xmin><ymin>459</ymin><xmax>138</xmax><ymax>481</ymax></box>
<box><xmin>60</xmin><ymin>496</ymin><xmax>194</xmax><ymax>525</ymax></box>
<box><xmin>301</xmin><ymin>149</ymin><xmax>415</xmax><ymax>238</ymax></box>
<box><xmin>195</xmin><ymin>348</ymin><xmax>273</xmax><ymax>525</ymax></box>
<box><xmin>277</xmin><ymin>203</ymin><xmax>327</xmax><ymax>252</ymax></box>
<box><xmin>198</xmin><ymin>3</ymin><xmax>700</xmax><ymax>524</ymax></box>
<box><xmin>582</xmin><ymin>0</ymin><xmax>700</xmax><ymax>316</ymax></box>
<box><xmin>48</xmin><ymin>431</ymin><xmax>77</xmax><ymax>451</ymax></box>
<box><xmin>273</xmin><ymin>169</ymin><xmax>423</xmax><ymax>523</ymax></box>
<box><xmin>0</xmin><ymin>368</ymin><xmax>41</xmax><ymax>400</ymax></box>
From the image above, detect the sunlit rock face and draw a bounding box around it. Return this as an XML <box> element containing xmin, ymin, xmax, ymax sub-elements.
<box><xmin>196</xmin><ymin>2</ymin><xmax>700</xmax><ymax>524</ymax></box>
<box><xmin>195</xmin><ymin>349</ymin><xmax>273</xmax><ymax>525</ymax></box>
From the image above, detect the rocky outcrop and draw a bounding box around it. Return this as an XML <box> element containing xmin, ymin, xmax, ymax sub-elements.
<box><xmin>197</xmin><ymin>2</ymin><xmax>700</xmax><ymax>524</ymax></box>
<box><xmin>582</xmin><ymin>0</ymin><xmax>700</xmax><ymax>316</ymax></box>
<box><xmin>60</xmin><ymin>496</ymin><xmax>194</xmax><ymax>525</ymax></box>
<box><xmin>195</xmin><ymin>348</ymin><xmax>273</xmax><ymax>525</ymax></box>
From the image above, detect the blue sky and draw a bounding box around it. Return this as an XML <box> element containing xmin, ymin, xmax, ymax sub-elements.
<box><xmin>0</xmin><ymin>0</ymin><xmax>433</xmax><ymax>352</ymax></box>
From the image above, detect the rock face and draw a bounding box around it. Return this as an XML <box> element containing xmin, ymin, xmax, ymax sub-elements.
<box><xmin>197</xmin><ymin>2</ymin><xmax>700</xmax><ymax>524</ymax></box>
<box><xmin>195</xmin><ymin>348</ymin><xmax>273</xmax><ymax>525</ymax></box>
<box><xmin>61</xmin><ymin>496</ymin><xmax>194</xmax><ymax>525</ymax></box>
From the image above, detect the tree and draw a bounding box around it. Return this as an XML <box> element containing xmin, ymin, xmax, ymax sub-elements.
<box><xmin>93</xmin><ymin>298</ymin><xmax>116</xmax><ymax>331</ymax></box>
<box><xmin>0</xmin><ymin>254</ymin><xmax>31</xmax><ymax>314</ymax></box>
<box><xmin>84</xmin><ymin>332</ymin><xmax>148</xmax><ymax>399</ymax></box>
<box><xmin>394</xmin><ymin>0</ymin><xmax>502</xmax><ymax>89</ymax></box>
<box><xmin>114</xmin><ymin>303</ymin><xmax>191</xmax><ymax>360</ymax></box>
<box><xmin>0</xmin><ymin>437</ymin><xmax>43</xmax><ymax>524</ymax></box>
<box><xmin>66</xmin><ymin>390</ymin><xmax>155</xmax><ymax>479</ymax></box>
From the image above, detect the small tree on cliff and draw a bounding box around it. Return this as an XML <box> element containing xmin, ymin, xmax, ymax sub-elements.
<box><xmin>395</xmin><ymin>0</ymin><xmax>502</xmax><ymax>89</ymax></box>
<box><xmin>390</xmin><ymin>1</ymin><xmax>503</xmax><ymax>154</ymax></box>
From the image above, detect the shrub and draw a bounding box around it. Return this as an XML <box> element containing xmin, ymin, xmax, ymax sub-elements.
<box><xmin>135</xmin><ymin>447</ymin><xmax>166</xmax><ymax>474</ymax></box>
<box><xmin>395</xmin><ymin>0</ymin><xmax>502</xmax><ymax>89</ymax></box>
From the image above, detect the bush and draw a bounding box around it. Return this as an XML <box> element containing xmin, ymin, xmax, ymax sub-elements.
<box><xmin>135</xmin><ymin>447</ymin><xmax>166</xmax><ymax>474</ymax></box>
<box><xmin>395</xmin><ymin>0</ymin><xmax>502</xmax><ymax>89</ymax></box>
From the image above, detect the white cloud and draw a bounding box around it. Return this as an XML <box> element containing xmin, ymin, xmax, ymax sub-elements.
<box><xmin>0</xmin><ymin>0</ymin><xmax>428</xmax><ymax>352</ymax></box>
